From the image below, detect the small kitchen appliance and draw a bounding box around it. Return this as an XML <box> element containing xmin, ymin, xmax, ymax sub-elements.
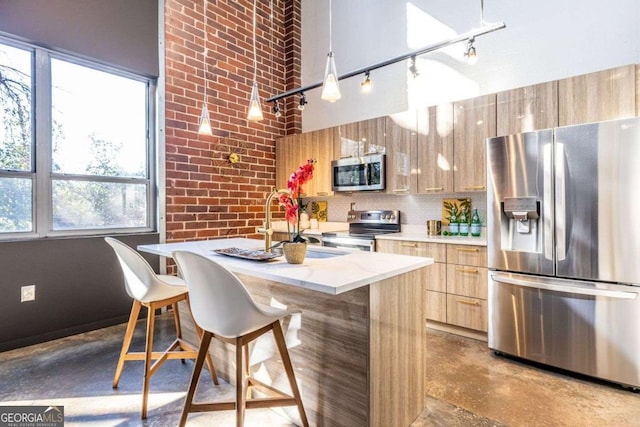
<box><xmin>331</xmin><ymin>154</ymin><xmax>386</xmax><ymax>192</ymax></box>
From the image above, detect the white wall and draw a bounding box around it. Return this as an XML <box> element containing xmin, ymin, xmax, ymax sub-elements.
<box><xmin>300</xmin><ymin>0</ymin><xmax>640</xmax><ymax>132</ymax></box>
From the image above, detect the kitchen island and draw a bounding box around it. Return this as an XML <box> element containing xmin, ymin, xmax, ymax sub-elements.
<box><xmin>139</xmin><ymin>238</ymin><xmax>432</xmax><ymax>426</ymax></box>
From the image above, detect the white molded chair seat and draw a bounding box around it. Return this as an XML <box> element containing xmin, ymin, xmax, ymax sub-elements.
<box><xmin>104</xmin><ymin>237</ymin><xmax>218</xmax><ymax>419</ymax></box>
<box><xmin>172</xmin><ymin>250</ymin><xmax>309</xmax><ymax>427</ymax></box>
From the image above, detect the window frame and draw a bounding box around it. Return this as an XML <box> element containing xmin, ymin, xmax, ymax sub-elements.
<box><xmin>0</xmin><ymin>36</ymin><xmax>157</xmax><ymax>240</ymax></box>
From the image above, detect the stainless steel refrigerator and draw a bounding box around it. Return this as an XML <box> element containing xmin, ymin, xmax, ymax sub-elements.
<box><xmin>487</xmin><ymin>116</ymin><xmax>640</xmax><ymax>389</ymax></box>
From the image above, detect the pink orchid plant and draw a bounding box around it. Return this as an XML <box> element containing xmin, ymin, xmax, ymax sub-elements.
<box><xmin>278</xmin><ymin>159</ymin><xmax>318</xmax><ymax>243</ymax></box>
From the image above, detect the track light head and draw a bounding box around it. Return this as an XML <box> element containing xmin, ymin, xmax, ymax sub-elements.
<box><xmin>465</xmin><ymin>37</ymin><xmax>478</xmax><ymax>65</ymax></box>
<box><xmin>409</xmin><ymin>56</ymin><xmax>419</xmax><ymax>78</ymax></box>
<box><xmin>273</xmin><ymin>100</ymin><xmax>282</xmax><ymax>118</ymax></box>
<box><xmin>361</xmin><ymin>71</ymin><xmax>372</xmax><ymax>93</ymax></box>
<box><xmin>298</xmin><ymin>93</ymin><xmax>307</xmax><ymax>111</ymax></box>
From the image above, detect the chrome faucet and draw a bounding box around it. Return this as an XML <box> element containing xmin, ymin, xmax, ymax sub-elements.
<box><xmin>264</xmin><ymin>188</ymin><xmax>290</xmax><ymax>252</ymax></box>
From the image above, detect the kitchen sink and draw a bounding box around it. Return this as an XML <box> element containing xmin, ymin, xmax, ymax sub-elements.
<box><xmin>305</xmin><ymin>247</ymin><xmax>350</xmax><ymax>259</ymax></box>
<box><xmin>268</xmin><ymin>246</ymin><xmax>349</xmax><ymax>259</ymax></box>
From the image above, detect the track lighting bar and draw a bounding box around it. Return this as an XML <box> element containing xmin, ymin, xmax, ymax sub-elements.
<box><xmin>266</xmin><ymin>21</ymin><xmax>505</xmax><ymax>104</ymax></box>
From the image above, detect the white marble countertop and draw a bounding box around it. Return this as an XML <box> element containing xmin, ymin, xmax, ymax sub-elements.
<box><xmin>138</xmin><ymin>237</ymin><xmax>432</xmax><ymax>295</ymax></box>
<box><xmin>265</xmin><ymin>222</ymin><xmax>487</xmax><ymax>246</ymax></box>
<box><xmin>375</xmin><ymin>224</ymin><xmax>487</xmax><ymax>246</ymax></box>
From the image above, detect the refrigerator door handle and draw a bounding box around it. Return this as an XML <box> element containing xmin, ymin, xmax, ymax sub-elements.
<box><xmin>555</xmin><ymin>143</ymin><xmax>567</xmax><ymax>261</ymax></box>
<box><xmin>491</xmin><ymin>274</ymin><xmax>638</xmax><ymax>300</ymax></box>
<box><xmin>543</xmin><ymin>143</ymin><xmax>553</xmax><ymax>260</ymax></box>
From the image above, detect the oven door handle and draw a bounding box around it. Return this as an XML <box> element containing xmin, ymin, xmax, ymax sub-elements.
<box><xmin>491</xmin><ymin>274</ymin><xmax>638</xmax><ymax>300</ymax></box>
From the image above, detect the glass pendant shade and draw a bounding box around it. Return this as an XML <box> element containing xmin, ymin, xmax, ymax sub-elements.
<box><xmin>466</xmin><ymin>46</ymin><xmax>478</xmax><ymax>65</ymax></box>
<box><xmin>247</xmin><ymin>81</ymin><xmax>264</xmax><ymax>121</ymax></box>
<box><xmin>198</xmin><ymin>102</ymin><xmax>213</xmax><ymax>135</ymax></box>
<box><xmin>321</xmin><ymin>52</ymin><xmax>341</xmax><ymax>102</ymax></box>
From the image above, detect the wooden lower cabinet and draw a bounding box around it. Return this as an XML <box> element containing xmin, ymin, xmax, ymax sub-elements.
<box><xmin>377</xmin><ymin>240</ymin><xmax>488</xmax><ymax>335</ymax></box>
<box><xmin>446</xmin><ymin>294</ymin><xmax>487</xmax><ymax>332</ymax></box>
<box><xmin>446</xmin><ymin>263</ymin><xmax>488</xmax><ymax>299</ymax></box>
<box><xmin>426</xmin><ymin>290</ymin><xmax>446</xmax><ymax>323</ymax></box>
<box><xmin>426</xmin><ymin>262</ymin><xmax>446</xmax><ymax>322</ymax></box>
<box><xmin>446</xmin><ymin>245</ymin><xmax>488</xmax><ymax>333</ymax></box>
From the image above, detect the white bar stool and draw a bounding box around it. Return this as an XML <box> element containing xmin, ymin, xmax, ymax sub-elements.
<box><xmin>172</xmin><ymin>250</ymin><xmax>309</xmax><ymax>427</ymax></box>
<box><xmin>105</xmin><ymin>237</ymin><xmax>218</xmax><ymax>419</ymax></box>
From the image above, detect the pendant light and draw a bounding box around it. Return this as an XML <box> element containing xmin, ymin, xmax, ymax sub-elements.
<box><xmin>321</xmin><ymin>0</ymin><xmax>341</xmax><ymax>102</ymax></box>
<box><xmin>198</xmin><ymin>103</ymin><xmax>212</xmax><ymax>135</ymax></box>
<box><xmin>247</xmin><ymin>0</ymin><xmax>264</xmax><ymax>121</ymax></box>
<box><xmin>198</xmin><ymin>0</ymin><xmax>213</xmax><ymax>135</ymax></box>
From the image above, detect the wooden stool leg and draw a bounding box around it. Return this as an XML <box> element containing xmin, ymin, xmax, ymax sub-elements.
<box><xmin>236</xmin><ymin>337</ymin><xmax>246</xmax><ymax>427</ymax></box>
<box><xmin>185</xmin><ymin>296</ymin><xmax>219</xmax><ymax>385</ymax></box>
<box><xmin>172</xmin><ymin>302</ymin><xmax>186</xmax><ymax>364</ymax></box>
<box><xmin>113</xmin><ymin>300</ymin><xmax>141</xmax><ymax>388</ymax></box>
<box><xmin>244</xmin><ymin>344</ymin><xmax>252</xmax><ymax>400</ymax></box>
<box><xmin>172</xmin><ymin>302</ymin><xmax>183</xmax><ymax>339</ymax></box>
<box><xmin>141</xmin><ymin>303</ymin><xmax>156</xmax><ymax>419</ymax></box>
<box><xmin>180</xmin><ymin>331</ymin><xmax>213</xmax><ymax>427</ymax></box>
<box><xmin>273</xmin><ymin>321</ymin><xmax>309</xmax><ymax>427</ymax></box>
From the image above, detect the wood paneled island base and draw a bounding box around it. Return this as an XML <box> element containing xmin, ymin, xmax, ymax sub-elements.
<box><xmin>179</xmin><ymin>267</ymin><xmax>426</xmax><ymax>426</ymax></box>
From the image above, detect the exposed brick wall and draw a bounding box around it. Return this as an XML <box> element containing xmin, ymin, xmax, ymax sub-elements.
<box><xmin>283</xmin><ymin>0</ymin><xmax>302</xmax><ymax>134</ymax></box>
<box><xmin>164</xmin><ymin>0</ymin><xmax>301</xmax><ymax>249</ymax></box>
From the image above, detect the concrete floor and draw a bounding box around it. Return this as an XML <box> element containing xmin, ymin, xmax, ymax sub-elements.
<box><xmin>1</xmin><ymin>314</ymin><xmax>639</xmax><ymax>426</ymax></box>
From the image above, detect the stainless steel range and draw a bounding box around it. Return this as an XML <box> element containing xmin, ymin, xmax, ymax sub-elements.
<box><xmin>321</xmin><ymin>210</ymin><xmax>400</xmax><ymax>252</ymax></box>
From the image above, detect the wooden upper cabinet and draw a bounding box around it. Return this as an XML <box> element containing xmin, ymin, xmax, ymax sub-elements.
<box><xmin>308</xmin><ymin>127</ymin><xmax>337</xmax><ymax>197</ymax></box>
<box><xmin>453</xmin><ymin>94</ymin><xmax>496</xmax><ymax>192</ymax></box>
<box><xmin>416</xmin><ymin>103</ymin><xmax>454</xmax><ymax>194</ymax></box>
<box><xmin>275</xmin><ymin>128</ymin><xmax>335</xmax><ymax>197</ymax></box>
<box><xmin>385</xmin><ymin>112</ymin><xmax>417</xmax><ymax>195</ymax></box>
<box><xmin>337</xmin><ymin>117</ymin><xmax>386</xmax><ymax>158</ymax></box>
<box><xmin>559</xmin><ymin>64</ymin><xmax>637</xmax><ymax>126</ymax></box>
<box><xmin>497</xmin><ymin>82</ymin><xmax>558</xmax><ymax>136</ymax></box>
<box><xmin>275</xmin><ymin>134</ymin><xmax>298</xmax><ymax>190</ymax></box>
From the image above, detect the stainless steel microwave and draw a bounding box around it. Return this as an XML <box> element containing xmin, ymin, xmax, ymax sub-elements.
<box><xmin>331</xmin><ymin>154</ymin><xmax>385</xmax><ymax>192</ymax></box>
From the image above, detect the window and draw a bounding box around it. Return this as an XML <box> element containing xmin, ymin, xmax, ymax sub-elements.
<box><xmin>0</xmin><ymin>43</ymin><xmax>32</xmax><ymax>234</ymax></box>
<box><xmin>0</xmin><ymin>38</ymin><xmax>155</xmax><ymax>238</ymax></box>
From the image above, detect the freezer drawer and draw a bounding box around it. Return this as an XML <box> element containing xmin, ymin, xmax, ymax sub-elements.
<box><xmin>489</xmin><ymin>272</ymin><xmax>640</xmax><ymax>388</ymax></box>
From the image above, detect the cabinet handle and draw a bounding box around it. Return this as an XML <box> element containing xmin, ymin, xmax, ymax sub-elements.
<box><xmin>457</xmin><ymin>299</ymin><xmax>480</xmax><ymax>306</ymax></box>
<box><xmin>400</xmin><ymin>243</ymin><xmax>418</xmax><ymax>248</ymax></box>
<box><xmin>393</xmin><ymin>188</ymin><xmax>409</xmax><ymax>193</ymax></box>
<box><xmin>456</xmin><ymin>247</ymin><xmax>479</xmax><ymax>252</ymax></box>
<box><xmin>317</xmin><ymin>192</ymin><xmax>329</xmax><ymax>196</ymax></box>
<box><xmin>456</xmin><ymin>267</ymin><xmax>479</xmax><ymax>274</ymax></box>
<box><xmin>464</xmin><ymin>185</ymin><xmax>486</xmax><ymax>190</ymax></box>
<box><xmin>423</xmin><ymin>187</ymin><xmax>444</xmax><ymax>192</ymax></box>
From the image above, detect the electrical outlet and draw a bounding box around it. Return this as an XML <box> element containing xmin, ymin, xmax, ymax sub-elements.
<box><xmin>21</xmin><ymin>285</ymin><xmax>35</xmax><ymax>302</ymax></box>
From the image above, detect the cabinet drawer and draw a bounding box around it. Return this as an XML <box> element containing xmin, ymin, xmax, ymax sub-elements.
<box><xmin>446</xmin><ymin>245</ymin><xmax>487</xmax><ymax>267</ymax></box>
<box><xmin>426</xmin><ymin>291</ymin><xmax>446</xmax><ymax>323</ymax></box>
<box><xmin>446</xmin><ymin>265</ymin><xmax>487</xmax><ymax>299</ymax></box>
<box><xmin>425</xmin><ymin>262</ymin><xmax>446</xmax><ymax>292</ymax></box>
<box><xmin>446</xmin><ymin>295</ymin><xmax>487</xmax><ymax>332</ymax></box>
<box><xmin>377</xmin><ymin>240</ymin><xmax>446</xmax><ymax>262</ymax></box>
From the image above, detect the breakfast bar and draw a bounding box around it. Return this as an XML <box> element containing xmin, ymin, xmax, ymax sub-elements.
<box><xmin>139</xmin><ymin>238</ymin><xmax>432</xmax><ymax>427</ymax></box>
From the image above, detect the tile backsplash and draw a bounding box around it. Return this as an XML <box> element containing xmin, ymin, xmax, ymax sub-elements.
<box><xmin>305</xmin><ymin>192</ymin><xmax>487</xmax><ymax>226</ymax></box>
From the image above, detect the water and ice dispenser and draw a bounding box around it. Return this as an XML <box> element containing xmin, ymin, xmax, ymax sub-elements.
<box><xmin>499</xmin><ymin>197</ymin><xmax>541</xmax><ymax>253</ymax></box>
